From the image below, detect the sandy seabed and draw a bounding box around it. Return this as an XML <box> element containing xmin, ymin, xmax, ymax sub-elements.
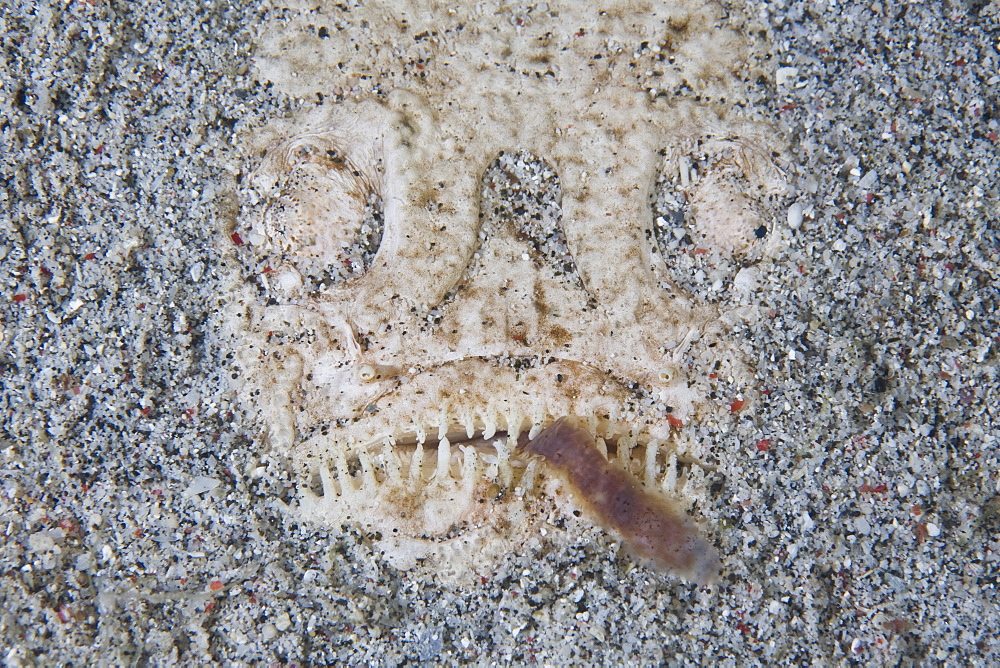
<box><xmin>1</xmin><ymin>0</ymin><xmax>999</xmax><ymax>664</ymax></box>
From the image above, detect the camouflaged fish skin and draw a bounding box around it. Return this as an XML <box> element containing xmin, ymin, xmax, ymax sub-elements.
<box><xmin>222</xmin><ymin>0</ymin><xmax>787</xmax><ymax>576</ymax></box>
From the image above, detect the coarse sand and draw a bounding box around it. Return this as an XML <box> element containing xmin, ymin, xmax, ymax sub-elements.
<box><xmin>1</xmin><ymin>0</ymin><xmax>999</xmax><ymax>664</ymax></box>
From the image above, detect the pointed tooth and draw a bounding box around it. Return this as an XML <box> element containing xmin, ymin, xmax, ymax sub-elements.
<box><xmin>409</xmin><ymin>442</ymin><xmax>425</xmax><ymax>484</ymax></box>
<box><xmin>437</xmin><ymin>415</ymin><xmax>449</xmax><ymax>442</ymax></box>
<box><xmin>528</xmin><ymin>422</ymin><xmax>542</xmax><ymax>440</ymax></box>
<box><xmin>531</xmin><ymin>403</ymin><xmax>546</xmax><ymax>433</ymax></box>
<box><xmin>319</xmin><ymin>462</ymin><xmax>337</xmax><ymax>498</ymax></box>
<box><xmin>645</xmin><ymin>439</ymin><xmax>661</xmax><ymax>487</ymax></box>
<box><xmin>618</xmin><ymin>433</ymin><xmax>636</xmax><ymax>465</ymax></box>
<box><xmin>586</xmin><ymin>414</ymin><xmax>600</xmax><ymax>437</ymax></box>
<box><xmin>483</xmin><ymin>443</ymin><xmax>500</xmax><ymax>481</ymax></box>
<box><xmin>496</xmin><ymin>437</ymin><xmax>513</xmax><ymax>489</ymax></box>
<box><xmin>595</xmin><ymin>437</ymin><xmax>608</xmax><ymax>460</ymax></box>
<box><xmin>506</xmin><ymin>410</ymin><xmax>523</xmax><ymax>442</ymax></box>
<box><xmin>482</xmin><ymin>409</ymin><xmax>497</xmax><ymax>441</ymax></box>
<box><xmin>358</xmin><ymin>444</ymin><xmax>377</xmax><ymax>490</ymax></box>
<box><xmin>463</xmin><ymin>410</ymin><xmax>475</xmax><ymax>439</ymax></box>
<box><xmin>459</xmin><ymin>445</ymin><xmax>477</xmax><ymax>490</ymax></box>
<box><xmin>414</xmin><ymin>420</ymin><xmax>427</xmax><ymax>445</ymax></box>
<box><xmin>382</xmin><ymin>440</ymin><xmax>402</xmax><ymax>482</ymax></box>
<box><xmin>335</xmin><ymin>448</ymin><xmax>355</xmax><ymax>497</ymax></box>
<box><xmin>435</xmin><ymin>436</ymin><xmax>451</xmax><ymax>480</ymax></box>
<box><xmin>519</xmin><ymin>458</ymin><xmax>539</xmax><ymax>495</ymax></box>
<box><xmin>662</xmin><ymin>452</ymin><xmax>678</xmax><ymax>493</ymax></box>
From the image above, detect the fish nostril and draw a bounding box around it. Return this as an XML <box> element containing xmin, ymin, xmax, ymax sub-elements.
<box><xmin>357</xmin><ymin>363</ymin><xmax>400</xmax><ymax>383</ymax></box>
<box><xmin>658</xmin><ymin>366</ymin><xmax>680</xmax><ymax>384</ymax></box>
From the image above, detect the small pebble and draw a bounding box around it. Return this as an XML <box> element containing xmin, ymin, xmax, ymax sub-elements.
<box><xmin>787</xmin><ymin>202</ymin><xmax>804</xmax><ymax>229</ymax></box>
<box><xmin>776</xmin><ymin>66</ymin><xmax>799</xmax><ymax>85</ymax></box>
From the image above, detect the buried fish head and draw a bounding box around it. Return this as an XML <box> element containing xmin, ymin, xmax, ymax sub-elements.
<box><xmin>220</xmin><ymin>0</ymin><xmax>788</xmax><ymax>579</ymax></box>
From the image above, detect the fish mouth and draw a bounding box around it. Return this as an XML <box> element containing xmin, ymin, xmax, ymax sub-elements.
<box><xmin>293</xmin><ymin>413</ymin><xmax>716</xmax><ymax>582</ymax></box>
<box><xmin>302</xmin><ymin>425</ymin><xmax>701</xmax><ymax>496</ymax></box>
<box><xmin>265</xmin><ymin>354</ymin><xmax>721</xmax><ymax>578</ymax></box>
<box><xmin>294</xmin><ymin>355</ymin><xmax>702</xmax><ymax>497</ymax></box>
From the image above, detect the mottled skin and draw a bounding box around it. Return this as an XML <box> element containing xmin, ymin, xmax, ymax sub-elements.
<box><xmin>526</xmin><ymin>418</ymin><xmax>720</xmax><ymax>585</ymax></box>
<box><xmin>229</xmin><ymin>0</ymin><xmax>785</xmax><ymax>575</ymax></box>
